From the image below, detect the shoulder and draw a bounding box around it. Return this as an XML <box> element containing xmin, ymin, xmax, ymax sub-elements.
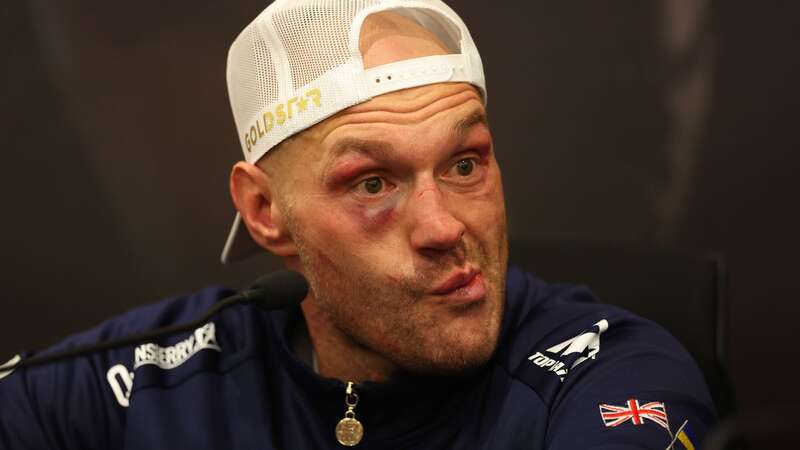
<box><xmin>73</xmin><ymin>284</ymin><xmax>237</xmax><ymax>342</ymax></box>
<box><xmin>497</xmin><ymin>265</ymin><xmax>709</xmax><ymax>400</ymax></box>
<box><xmin>0</xmin><ymin>285</ymin><xmax>237</xmax><ymax>449</ymax></box>
<box><xmin>2</xmin><ymin>283</ymin><xmax>236</xmax><ymax>378</ymax></box>
<box><xmin>497</xmin><ymin>264</ymin><xmax>682</xmax><ymax>376</ymax></box>
<box><xmin>493</xmin><ymin>265</ymin><xmax>716</xmax><ymax>448</ymax></box>
<box><xmin>27</xmin><ymin>284</ymin><xmax>237</xmax><ymax>381</ymax></box>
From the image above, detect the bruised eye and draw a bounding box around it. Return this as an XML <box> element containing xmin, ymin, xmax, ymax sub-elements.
<box><xmin>455</xmin><ymin>158</ymin><xmax>475</xmax><ymax>176</ymax></box>
<box><xmin>361</xmin><ymin>177</ymin><xmax>384</xmax><ymax>194</ymax></box>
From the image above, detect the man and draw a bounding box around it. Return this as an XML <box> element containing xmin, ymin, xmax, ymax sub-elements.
<box><xmin>0</xmin><ymin>1</ymin><xmax>716</xmax><ymax>449</ymax></box>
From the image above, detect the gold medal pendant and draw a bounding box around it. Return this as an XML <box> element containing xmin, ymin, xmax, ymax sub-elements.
<box><xmin>335</xmin><ymin>382</ymin><xmax>364</xmax><ymax>446</ymax></box>
<box><xmin>335</xmin><ymin>414</ymin><xmax>363</xmax><ymax>446</ymax></box>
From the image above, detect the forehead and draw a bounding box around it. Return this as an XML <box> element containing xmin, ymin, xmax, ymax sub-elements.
<box><xmin>316</xmin><ymin>83</ymin><xmax>486</xmax><ymax>156</ymax></box>
<box><xmin>327</xmin><ymin>108</ymin><xmax>487</xmax><ymax>162</ymax></box>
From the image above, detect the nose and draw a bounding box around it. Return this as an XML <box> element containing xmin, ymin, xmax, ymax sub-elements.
<box><xmin>409</xmin><ymin>186</ymin><xmax>466</xmax><ymax>254</ymax></box>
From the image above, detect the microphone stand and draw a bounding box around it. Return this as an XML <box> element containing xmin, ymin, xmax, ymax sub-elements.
<box><xmin>5</xmin><ymin>291</ymin><xmax>261</xmax><ymax>372</ymax></box>
<box><xmin>2</xmin><ymin>270</ymin><xmax>307</xmax><ymax>374</ymax></box>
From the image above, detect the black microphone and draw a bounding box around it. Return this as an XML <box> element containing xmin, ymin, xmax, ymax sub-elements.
<box><xmin>5</xmin><ymin>270</ymin><xmax>308</xmax><ymax>372</ymax></box>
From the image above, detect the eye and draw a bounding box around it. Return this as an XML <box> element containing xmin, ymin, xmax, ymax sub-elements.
<box><xmin>442</xmin><ymin>155</ymin><xmax>486</xmax><ymax>186</ymax></box>
<box><xmin>359</xmin><ymin>176</ymin><xmax>384</xmax><ymax>194</ymax></box>
<box><xmin>454</xmin><ymin>158</ymin><xmax>475</xmax><ymax>176</ymax></box>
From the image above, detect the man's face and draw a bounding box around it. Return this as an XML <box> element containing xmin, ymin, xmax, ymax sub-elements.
<box><xmin>279</xmin><ymin>81</ymin><xmax>508</xmax><ymax>374</ymax></box>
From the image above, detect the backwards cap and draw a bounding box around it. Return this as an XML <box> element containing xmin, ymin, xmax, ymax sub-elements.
<box><xmin>222</xmin><ymin>0</ymin><xmax>487</xmax><ymax>263</ymax></box>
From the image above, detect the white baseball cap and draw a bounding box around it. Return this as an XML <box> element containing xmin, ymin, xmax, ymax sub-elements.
<box><xmin>222</xmin><ymin>0</ymin><xmax>487</xmax><ymax>263</ymax></box>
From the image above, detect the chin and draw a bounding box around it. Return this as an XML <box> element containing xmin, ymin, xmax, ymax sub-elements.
<box><xmin>408</xmin><ymin>304</ymin><xmax>503</xmax><ymax>374</ymax></box>
<box><xmin>417</xmin><ymin>339</ymin><xmax>497</xmax><ymax>375</ymax></box>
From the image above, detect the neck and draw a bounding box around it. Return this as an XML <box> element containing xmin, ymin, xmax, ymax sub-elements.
<box><xmin>301</xmin><ymin>297</ymin><xmax>397</xmax><ymax>383</ymax></box>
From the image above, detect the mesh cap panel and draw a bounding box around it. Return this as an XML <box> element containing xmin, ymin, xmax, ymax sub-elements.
<box><xmin>273</xmin><ymin>1</ymin><xmax>380</xmax><ymax>91</ymax></box>
<box><xmin>228</xmin><ymin>24</ymin><xmax>279</xmax><ymax>135</ymax></box>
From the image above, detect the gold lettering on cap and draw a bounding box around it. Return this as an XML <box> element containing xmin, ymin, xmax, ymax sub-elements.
<box><xmin>263</xmin><ymin>111</ymin><xmax>274</xmax><ymax>133</ymax></box>
<box><xmin>275</xmin><ymin>104</ymin><xmax>286</xmax><ymax>125</ymax></box>
<box><xmin>242</xmin><ymin>88</ymin><xmax>323</xmax><ymax>153</ymax></box>
<box><xmin>256</xmin><ymin>119</ymin><xmax>265</xmax><ymax>138</ymax></box>
<box><xmin>306</xmin><ymin>88</ymin><xmax>321</xmax><ymax>107</ymax></box>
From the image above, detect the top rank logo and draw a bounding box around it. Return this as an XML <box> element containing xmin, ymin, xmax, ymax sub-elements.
<box><xmin>528</xmin><ymin>319</ymin><xmax>608</xmax><ymax>381</ymax></box>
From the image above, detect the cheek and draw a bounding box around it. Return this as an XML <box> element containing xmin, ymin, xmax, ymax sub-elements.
<box><xmin>457</xmin><ymin>174</ymin><xmax>507</xmax><ymax>233</ymax></box>
<box><xmin>347</xmin><ymin>197</ymin><xmax>400</xmax><ymax>232</ymax></box>
<box><xmin>294</xmin><ymin>194</ymin><xmax>402</xmax><ymax>264</ymax></box>
<box><xmin>468</xmin><ymin>169</ymin><xmax>506</xmax><ymax>211</ymax></box>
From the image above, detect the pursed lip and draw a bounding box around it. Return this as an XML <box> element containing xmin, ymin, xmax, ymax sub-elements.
<box><xmin>430</xmin><ymin>268</ymin><xmax>481</xmax><ymax>295</ymax></box>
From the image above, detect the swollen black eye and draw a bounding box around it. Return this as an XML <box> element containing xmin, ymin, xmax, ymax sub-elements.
<box><xmin>455</xmin><ymin>159</ymin><xmax>475</xmax><ymax>176</ymax></box>
<box><xmin>363</xmin><ymin>177</ymin><xmax>383</xmax><ymax>194</ymax></box>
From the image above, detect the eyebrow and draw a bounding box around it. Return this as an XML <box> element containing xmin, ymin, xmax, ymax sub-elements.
<box><xmin>328</xmin><ymin>137</ymin><xmax>395</xmax><ymax>162</ymax></box>
<box><xmin>453</xmin><ymin>109</ymin><xmax>489</xmax><ymax>138</ymax></box>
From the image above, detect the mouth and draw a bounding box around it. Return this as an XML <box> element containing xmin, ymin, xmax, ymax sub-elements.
<box><xmin>430</xmin><ymin>268</ymin><xmax>486</xmax><ymax>304</ymax></box>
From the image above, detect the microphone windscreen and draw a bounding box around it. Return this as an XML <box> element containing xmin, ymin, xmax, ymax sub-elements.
<box><xmin>246</xmin><ymin>270</ymin><xmax>308</xmax><ymax>310</ymax></box>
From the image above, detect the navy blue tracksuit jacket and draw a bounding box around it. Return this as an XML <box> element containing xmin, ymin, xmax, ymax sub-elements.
<box><xmin>0</xmin><ymin>265</ymin><xmax>716</xmax><ymax>449</ymax></box>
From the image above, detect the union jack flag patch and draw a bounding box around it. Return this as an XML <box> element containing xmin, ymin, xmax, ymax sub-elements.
<box><xmin>599</xmin><ymin>398</ymin><xmax>669</xmax><ymax>430</ymax></box>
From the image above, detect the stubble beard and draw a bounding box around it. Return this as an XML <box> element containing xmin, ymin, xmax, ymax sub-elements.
<box><xmin>290</xmin><ymin>220</ymin><xmax>508</xmax><ymax>376</ymax></box>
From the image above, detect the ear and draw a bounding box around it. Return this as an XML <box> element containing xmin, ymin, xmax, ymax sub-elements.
<box><xmin>229</xmin><ymin>161</ymin><xmax>297</xmax><ymax>257</ymax></box>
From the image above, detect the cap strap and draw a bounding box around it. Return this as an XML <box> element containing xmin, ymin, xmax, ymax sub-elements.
<box><xmin>362</xmin><ymin>54</ymin><xmax>474</xmax><ymax>98</ymax></box>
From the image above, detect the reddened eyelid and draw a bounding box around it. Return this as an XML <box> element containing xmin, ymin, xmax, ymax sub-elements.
<box><xmin>455</xmin><ymin>147</ymin><xmax>489</xmax><ymax>164</ymax></box>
